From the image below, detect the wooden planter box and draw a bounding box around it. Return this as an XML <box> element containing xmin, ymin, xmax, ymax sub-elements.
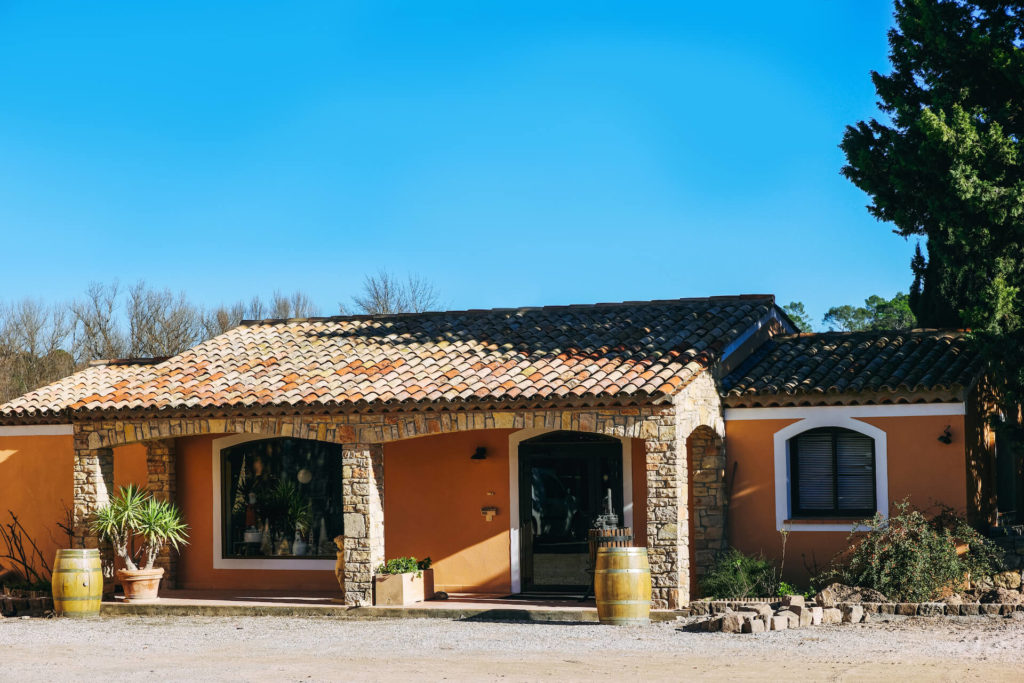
<box><xmin>373</xmin><ymin>569</ymin><xmax>435</xmax><ymax>606</ymax></box>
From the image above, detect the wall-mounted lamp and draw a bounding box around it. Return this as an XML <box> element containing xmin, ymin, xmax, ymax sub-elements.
<box><xmin>938</xmin><ymin>426</ymin><xmax>953</xmax><ymax>445</ymax></box>
<box><xmin>471</xmin><ymin>446</ymin><xmax>488</xmax><ymax>460</ymax></box>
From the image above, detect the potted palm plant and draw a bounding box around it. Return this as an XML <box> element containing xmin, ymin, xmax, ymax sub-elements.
<box><xmin>91</xmin><ymin>484</ymin><xmax>189</xmax><ymax>602</ymax></box>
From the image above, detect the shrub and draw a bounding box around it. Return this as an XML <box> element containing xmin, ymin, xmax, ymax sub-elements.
<box><xmin>827</xmin><ymin>499</ymin><xmax>1002</xmax><ymax>602</ymax></box>
<box><xmin>700</xmin><ymin>548</ymin><xmax>778</xmax><ymax>599</ymax></box>
<box><xmin>376</xmin><ymin>556</ymin><xmax>421</xmax><ymax>576</ymax></box>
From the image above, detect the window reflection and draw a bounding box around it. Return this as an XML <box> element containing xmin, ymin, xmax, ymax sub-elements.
<box><xmin>222</xmin><ymin>438</ymin><xmax>343</xmax><ymax>559</ymax></box>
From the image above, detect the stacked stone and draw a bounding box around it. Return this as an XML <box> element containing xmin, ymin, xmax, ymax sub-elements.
<box><xmin>0</xmin><ymin>592</ymin><xmax>53</xmax><ymax>618</ymax></box>
<box><xmin>146</xmin><ymin>439</ymin><xmax>177</xmax><ymax>586</ymax></box>
<box><xmin>69</xmin><ymin>396</ymin><xmax>726</xmax><ymax>611</ymax></box>
<box><xmin>687</xmin><ymin>427</ymin><xmax>726</xmax><ymax>579</ymax></box>
<box><xmin>341</xmin><ymin>444</ymin><xmax>385</xmax><ymax>606</ymax></box>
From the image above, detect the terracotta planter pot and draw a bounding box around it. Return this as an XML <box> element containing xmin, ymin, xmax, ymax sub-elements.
<box><xmin>116</xmin><ymin>567</ymin><xmax>165</xmax><ymax>603</ymax></box>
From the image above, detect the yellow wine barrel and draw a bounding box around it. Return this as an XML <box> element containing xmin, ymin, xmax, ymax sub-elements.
<box><xmin>52</xmin><ymin>549</ymin><xmax>102</xmax><ymax>618</ymax></box>
<box><xmin>594</xmin><ymin>547</ymin><xmax>651</xmax><ymax>625</ymax></box>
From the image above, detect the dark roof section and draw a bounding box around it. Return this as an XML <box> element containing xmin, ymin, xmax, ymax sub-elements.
<box><xmin>722</xmin><ymin>330</ymin><xmax>983</xmax><ymax>406</ymax></box>
<box><xmin>0</xmin><ymin>295</ymin><xmax>778</xmax><ymax>421</ymax></box>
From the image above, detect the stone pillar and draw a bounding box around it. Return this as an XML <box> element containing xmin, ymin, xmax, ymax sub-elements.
<box><xmin>341</xmin><ymin>443</ymin><xmax>384</xmax><ymax>606</ymax></box>
<box><xmin>688</xmin><ymin>427</ymin><xmax>728</xmax><ymax>589</ymax></box>
<box><xmin>72</xmin><ymin>442</ymin><xmax>115</xmax><ymax>588</ymax></box>
<box><xmin>146</xmin><ymin>439</ymin><xmax>178</xmax><ymax>587</ymax></box>
<box><xmin>72</xmin><ymin>446</ymin><xmax>114</xmax><ymax>549</ymax></box>
<box><xmin>643</xmin><ymin>414</ymin><xmax>686</xmax><ymax>610</ymax></box>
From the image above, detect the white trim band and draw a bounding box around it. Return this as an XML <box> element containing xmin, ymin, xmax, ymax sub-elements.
<box><xmin>0</xmin><ymin>424</ymin><xmax>74</xmax><ymax>436</ymax></box>
<box><xmin>726</xmin><ymin>403</ymin><xmax>965</xmax><ymax>421</ymax></box>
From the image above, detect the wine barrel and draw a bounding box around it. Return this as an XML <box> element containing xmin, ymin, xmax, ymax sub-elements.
<box><xmin>52</xmin><ymin>549</ymin><xmax>102</xmax><ymax>618</ymax></box>
<box><xmin>594</xmin><ymin>547</ymin><xmax>651</xmax><ymax>625</ymax></box>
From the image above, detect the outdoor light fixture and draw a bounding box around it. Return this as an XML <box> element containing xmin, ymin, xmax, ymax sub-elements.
<box><xmin>471</xmin><ymin>447</ymin><xmax>487</xmax><ymax>460</ymax></box>
<box><xmin>938</xmin><ymin>426</ymin><xmax>953</xmax><ymax>445</ymax></box>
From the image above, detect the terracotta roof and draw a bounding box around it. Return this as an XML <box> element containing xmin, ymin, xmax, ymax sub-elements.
<box><xmin>0</xmin><ymin>296</ymin><xmax>777</xmax><ymax>420</ymax></box>
<box><xmin>722</xmin><ymin>330</ymin><xmax>982</xmax><ymax>406</ymax></box>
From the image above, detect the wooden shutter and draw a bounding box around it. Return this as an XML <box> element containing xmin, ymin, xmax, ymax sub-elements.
<box><xmin>794</xmin><ymin>431</ymin><xmax>835</xmax><ymax>512</ymax></box>
<box><xmin>836</xmin><ymin>431</ymin><xmax>875</xmax><ymax>512</ymax></box>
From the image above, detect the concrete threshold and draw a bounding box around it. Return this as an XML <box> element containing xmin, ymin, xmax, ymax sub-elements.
<box><xmin>101</xmin><ymin>601</ymin><xmax>680</xmax><ymax>623</ymax></box>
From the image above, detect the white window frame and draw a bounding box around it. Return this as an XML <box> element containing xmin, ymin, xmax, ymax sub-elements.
<box><xmin>726</xmin><ymin>403</ymin><xmax>967</xmax><ymax>532</ymax></box>
<box><xmin>211</xmin><ymin>433</ymin><xmax>336</xmax><ymax>570</ymax></box>
<box><xmin>773</xmin><ymin>415</ymin><xmax>888</xmax><ymax>532</ymax></box>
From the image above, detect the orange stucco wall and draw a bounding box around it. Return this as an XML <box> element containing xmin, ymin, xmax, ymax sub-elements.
<box><xmin>725</xmin><ymin>414</ymin><xmax>969</xmax><ymax>586</ymax></box>
<box><xmin>174</xmin><ymin>434</ymin><xmax>339</xmax><ymax>591</ymax></box>
<box><xmin>384</xmin><ymin>429</ymin><xmax>514</xmax><ymax>593</ymax></box>
<box><xmin>0</xmin><ymin>434</ymin><xmax>74</xmax><ymax>577</ymax></box>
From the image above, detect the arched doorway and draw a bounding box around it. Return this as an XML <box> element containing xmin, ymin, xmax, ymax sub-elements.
<box><xmin>518</xmin><ymin>431</ymin><xmax>624</xmax><ymax>592</ymax></box>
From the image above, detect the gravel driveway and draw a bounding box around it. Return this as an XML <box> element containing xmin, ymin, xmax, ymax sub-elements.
<box><xmin>2</xmin><ymin>614</ymin><xmax>1023</xmax><ymax>681</ymax></box>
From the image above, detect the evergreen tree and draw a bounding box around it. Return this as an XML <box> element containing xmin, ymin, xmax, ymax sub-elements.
<box><xmin>841</xmin><ymin>0</ymin><xmax>1024</xmax><ymax>410</ymax></box>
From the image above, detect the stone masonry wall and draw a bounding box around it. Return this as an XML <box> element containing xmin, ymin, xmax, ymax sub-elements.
<box><xmin>71</xmin><ymin>435</ymin><xmax>115</xmax><ymax>587</ymax></box>
<box><xmin>341</xmin><ymin>443</ymin><xmax>385</xmax><ymax>606</ymax></box>
<box><xmin>71</xmin><ymin>403</ymin><xmax>716</xmax><ymax>610</ymax></box>
<box><xmin>688</xmin><ymin>426</ymin><xmax>727</xmax><ymax>583</ymax></box>
<box><xmin>672</xmin><ymin>371</ymin><xmax>726</xmax><ymax>606</ymax></box>
<box><xmin>145</xmin><ymin>439</ymin><xmax>178</xmax><ymax>586</ymax></box>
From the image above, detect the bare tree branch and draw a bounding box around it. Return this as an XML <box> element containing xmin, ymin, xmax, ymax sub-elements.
<box><xmin>351</xmin><ymin>271</ymin><xmax>440</xmax><ymax>315</ymax></box>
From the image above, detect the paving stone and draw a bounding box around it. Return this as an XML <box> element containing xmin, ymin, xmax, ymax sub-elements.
<box><xmin>781</xmin><ymin>595</ymin><xmax>805</xmax><ymax>609</ymax></box>
<box><xmin>742</xmin><ymin>618</ymin><xmax>766</xmax><ymax>633</ymax></box>
<box><xmin>842</xmin><ymin>604</ymin><xmax>864</xmax><ymax>624</ymax></box>
<box><xmin>896</xmin><ymin>603</ymin><xmax>917</xmax><ymax>616</ymax></box>
<box><xmin>821</xmin><ymin>607</ymin><xmax>842</xmax><ymax>625</ymax></box>
<box><xmin>792</xmin><ymin>605</ymin><xmax>813</xmax><ymax>628</ymax></box>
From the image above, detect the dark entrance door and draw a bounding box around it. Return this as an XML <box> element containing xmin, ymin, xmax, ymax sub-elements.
<box><xmin>518</xmin><ymin>431</ymin><xmax>623</xmax><ymax>592</ymax></box>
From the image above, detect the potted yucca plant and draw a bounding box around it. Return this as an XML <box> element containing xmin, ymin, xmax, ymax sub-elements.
<box><xmin>91</xmin><ymin>484</ymin><xmax>189</xmax><ymax>602</ymax></box>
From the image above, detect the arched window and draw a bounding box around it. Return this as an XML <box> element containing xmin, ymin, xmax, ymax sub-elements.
<box><xmin>789</xmin><ymin>427</ymin><xmax>876</xmax><ymax>517</ymax></box>
<box><xmin>221</xmin><ymin>437</ymin><xmax>344</xmax><ymax>560</ymax></box>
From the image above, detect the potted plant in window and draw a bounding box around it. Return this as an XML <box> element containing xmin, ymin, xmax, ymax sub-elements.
<box><xmin>373</xmin><ymin>556</ymin><xmax>434</xmax><ymax>605</ymax></box>
<box><xmin>91</xmin><ymin>485</ymin><xmax>189</xmax><ymax>602</ymax></box>
<box><xmin>289</xmin><ymin>497</ymin><xmax>313</xmax><ymax>556</ymax></box>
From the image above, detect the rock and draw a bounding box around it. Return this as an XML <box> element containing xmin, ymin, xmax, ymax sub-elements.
<box><xmin>742</xmin><ymin>618</ymin><xmax>766</xmax><ymax>633</ymax></box>
<box><xmin>941</xmin><ymin>593</ymin><xmax>964</xmax><ymax>605</ymax></box>
<box><xmin>980</xmin><ymin>588</ymin><xmax>1024</xmax><ymax>605</ymax></box>
<box><xmin>815</xmin><ymin>583</ymin><xmax>888</xmax><ymax>607</ymax></box>
<box><xmin>1005</xmin><ymin>611</ymin><xmax>1024</xmax><ymax>621</ymax></box>
<box><xmin>719</xmin><ymin>612</ymin><xmax>748</xmax><ymax>633</ymax></box>
<box><xmin>896</xmin><ymin>603</ymin><xmax>917</xmax><ymax>616</ymax></box>
<box><xmin>752</xmin><ymin>603</ymin><xmax>774</xmax><ymax>622</ymax></box>
<box><xmin>811</xmin><ymin>606</ymin><xmax>823</xmax><ymax>626</ymax></box>
<box><xmin>791</xmin><ymin>605</ymin><xmax>813</xmax><ymax>628</ymax></box>
<box><xmin>775</xmin><ymin>609</ymin><xmax>799</xmax><ymax>629</ymax></box>
<box><xmin>862</xmin><ymin>612</ymin><xmax>871</xmax><ymax>623</ymax></box>
<box><xmin>781</xmin><ymin>594</ymin><xmax>804</xmax><ymax>608</ymax></box>
<box><xmin>972</xmin><ymin>575</ymin><xmax>994</xmax><ymax>590</ymax></box>
<box><xmin>992</xmin><ymin>571</ymin><xmax>1022</xmax><ymax>590</ymax></box>
<box><xmin>917</xmin><ymin>603</ymin><xmax>943</xmax><ymax>616</ymax></box>
<box><xmin>821</xmin><ymin>607</ymin><xmax>842</xmax><ymax>624</ymax></box>
<box><xmin>842</xmin><ymin>604</ymin><xmax>864</xmax><ymax>624</ymax></box>
<box><xmin>770</xmin><ymin>615</ymin><xmax>789</xmax><ymax>631</ymax></box>
<box><xmin>981</xmin><ymin>603</ymin><xmax>1002</xmax><ymax>616</ymax></box>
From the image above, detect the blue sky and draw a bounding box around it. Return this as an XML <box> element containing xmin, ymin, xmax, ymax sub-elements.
<box><xmin>0</xmin><ymin>1</ymin><xmax>909</xmax><ymax>326</ymax></box>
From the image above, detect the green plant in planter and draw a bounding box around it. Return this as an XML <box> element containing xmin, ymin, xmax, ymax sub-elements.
<box><xmin>376</xmin><ymin>556</ymin><xmax>422</xmax><ymax>577</ymax></box>
<box><xmin>90</xmin><ymin>484</ymin><xmax>189</xmax><ymax>571</ymax></box>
